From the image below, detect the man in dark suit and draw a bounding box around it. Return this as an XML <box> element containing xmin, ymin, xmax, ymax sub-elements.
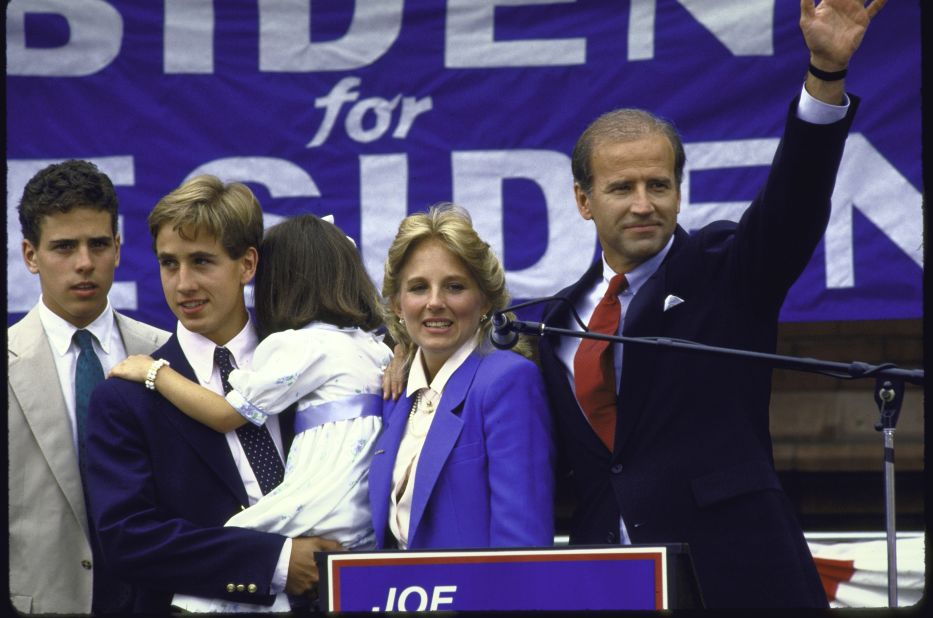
<box><xmin>85</xmin><ymin>175</ymin><xmax>339</xmax><ymax>613</ymax></box>
<box><xmin>537</xmin><ymin>0</ymin><xmax>886</xmax><ymax>608</ymax></box>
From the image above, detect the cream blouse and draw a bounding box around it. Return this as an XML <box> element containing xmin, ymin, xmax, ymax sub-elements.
<box><xmin>388</xmin><ymin>336</ymin><xmax>478</xmax><ymax>548</ymax></box>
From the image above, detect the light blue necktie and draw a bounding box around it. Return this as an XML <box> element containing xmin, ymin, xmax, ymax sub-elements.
<box><xmin>74</xmin><ymin>329</ymin><xmax>105</xmax><ymax>469</ymax></box>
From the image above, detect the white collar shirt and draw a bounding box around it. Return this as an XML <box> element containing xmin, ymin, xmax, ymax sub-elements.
<box><xmin>556</xmin><ymin>236</ymin><xmax>673</xmax><ymax>397</ymax></box>
<box><xmin>37</xmin><ymin>298</ymin><xmax>127</xmax><ymax>454</ymax></box>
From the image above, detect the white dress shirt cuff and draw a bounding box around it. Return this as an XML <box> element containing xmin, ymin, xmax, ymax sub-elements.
<box><xmin>226</xmin><ymin>388</ymin><xmax>268</xmax><ymax>426</ymax></box>
<box><xmin>271</xmin><ymin>538</ymin><xmax>291</xmax><ymax>594</ymax></box>
<box><xmin>797</xmin><ymin>83</ymin><xmax>849</xmax><ymax>125</ymax></box>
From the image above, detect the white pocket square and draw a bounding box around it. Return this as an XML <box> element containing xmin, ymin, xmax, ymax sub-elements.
<box><xmin>663</xmin><ymin>294</ymin><xmax>685</xmax><ymax>312</ymax></box>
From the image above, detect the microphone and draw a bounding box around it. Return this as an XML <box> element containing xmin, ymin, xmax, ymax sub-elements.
<box><xmin>487</xmin><ymin>296</ymin><xmax>582</xmax><ymax>351</ymax></box>
<box><xmin>490</xmin><ymin>312</ymin><xmax>520</xmax><ymax>350</ymax></box>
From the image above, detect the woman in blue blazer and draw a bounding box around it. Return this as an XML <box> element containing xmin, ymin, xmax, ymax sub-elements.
<box><xmin>369</xmin><ymin>203</ymin><xmax>554</xmax><ymax>549</ymax></box>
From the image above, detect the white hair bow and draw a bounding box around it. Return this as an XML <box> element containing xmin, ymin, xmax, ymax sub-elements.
<box><xmin>321</xmin><ymin>214</ymin><xmax>357</xmax><ymax>248</ymax></box>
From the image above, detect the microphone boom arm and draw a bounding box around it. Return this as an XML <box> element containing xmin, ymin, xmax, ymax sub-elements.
<box><xmin>506</xmin><ymin>319</ymin><xmax>924</xmax><ymax>386</ymax></box>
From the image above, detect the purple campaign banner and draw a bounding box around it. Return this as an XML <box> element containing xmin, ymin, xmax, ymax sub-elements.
<box><xmin>325</xmin><ymin>547</ymin><xmax>667</xmax><ymax>611</ymax></box>
<box><xmin>6</xmin><ymin>1</ymin><xmax>922</xmax><ymax>331</ymax></box>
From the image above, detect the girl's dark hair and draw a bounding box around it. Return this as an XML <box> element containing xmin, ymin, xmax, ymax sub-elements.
<box><xmin>254</xmin><ymin>214</ymin><xmax>383</xmax><ymax>339</ymax></box>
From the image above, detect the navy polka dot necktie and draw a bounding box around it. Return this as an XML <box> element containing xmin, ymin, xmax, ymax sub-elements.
<box><xmin>214</xmin><ymin>346</ymin><xmax>284</xmax><ymax>495</ymax></box>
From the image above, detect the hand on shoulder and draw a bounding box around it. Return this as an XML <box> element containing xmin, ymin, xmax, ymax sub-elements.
<box><xmin>108</xmin><ymin>354</ymin><xmax>156</xmax><ymax>382</ymax></box>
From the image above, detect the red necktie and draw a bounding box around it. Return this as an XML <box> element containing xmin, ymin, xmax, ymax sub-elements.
<box><xmin>573</xmin><ymin>274</ymin><xmax>628</xmax><ymax>451</ymax></box>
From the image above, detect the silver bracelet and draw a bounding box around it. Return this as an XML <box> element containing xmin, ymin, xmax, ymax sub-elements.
<box><xmin>145</xmin><ymin>358</ymin><xmax>170</xmax><ymax>391</ymax></box>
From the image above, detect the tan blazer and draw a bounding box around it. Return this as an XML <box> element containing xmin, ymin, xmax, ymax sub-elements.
<box><xmin>7</xmin><ymin>306</ymin><xmax>169</xmax><ymax>614</ymax></box>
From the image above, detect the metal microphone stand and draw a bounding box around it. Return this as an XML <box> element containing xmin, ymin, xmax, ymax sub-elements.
<box><xmin>873</xmin><ymin>378</ymin><xmax>905</xmax><ymax>607</ymax></box>
<box><xmin>495</xmin><ymin>313</ymin><xmax>923</xmax><ymax>606</ymax></box>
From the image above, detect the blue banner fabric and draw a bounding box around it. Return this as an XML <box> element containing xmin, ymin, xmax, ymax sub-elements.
<box><xmin>6</xmin><ymin>0</ymin><xmax>922</xmax><ymax>330</ymax></box>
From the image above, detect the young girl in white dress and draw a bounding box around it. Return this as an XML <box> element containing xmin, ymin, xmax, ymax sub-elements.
<box><xmin>110</xmin><ymin>214</ymin><xmax>391</xmax><ymax>554</ymax></box>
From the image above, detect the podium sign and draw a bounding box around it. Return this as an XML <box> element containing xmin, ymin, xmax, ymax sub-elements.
<box><xmin>322</xmin><ymin>546</ymin><xmax>677</xmax><ymax>612</ymax></box>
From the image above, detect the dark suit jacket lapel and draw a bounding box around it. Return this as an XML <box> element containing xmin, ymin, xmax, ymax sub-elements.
<box><xmin>156</xmin><ymin>337</ymin><xmax>250</xmax><ymax>507</ymax></box>
<box><xmin>407</xmin><ymin>353</ymin><xmax>479</xmax><ymax>545</ymax></box>
<box><xmin>614</xmin><ymin>226</ymin><xmax>688</xmax><ymax>457</ymax></box>
<box><xmin>542</xmin><ymin>258</ymin><xmax>602</xmax><ymax>329</ymax></box>
<box><xmin>622</xmin><ymin>226</ymin><xmax>689</xmax><ymax>337</ymax></box>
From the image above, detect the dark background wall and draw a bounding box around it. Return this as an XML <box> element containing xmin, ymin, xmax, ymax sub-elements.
<box><xmin>771</xmin><ymin>318</ymin><xmax>924</xmax><ymax>532</ymax></box>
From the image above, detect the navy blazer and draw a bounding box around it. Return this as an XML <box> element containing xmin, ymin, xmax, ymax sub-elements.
<box><xmin>85</xmin><ymin>335</ymin><xmax>295</xmax><ymax>613</ymax></box>
<box><xmin>538</xmin><ymin>98</ymin><xmax>859</xmax><ymax>608</ymax></box>
<box><xmin>369</xmin><ymin>348</ymin><xmax>555</xmax><ymax>549</ymax></box>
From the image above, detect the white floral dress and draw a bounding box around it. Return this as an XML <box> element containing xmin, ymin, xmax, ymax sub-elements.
<box><xmin>223</xmin><ymin>322</ymin><xmax>391</xmax><ymax>550</ymax></box>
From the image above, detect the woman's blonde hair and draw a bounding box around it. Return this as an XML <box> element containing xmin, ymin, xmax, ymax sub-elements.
<box><xmin>382</xmin><ymin>203</ymin><xmax>535</xmax><ymax>364</ymax></box>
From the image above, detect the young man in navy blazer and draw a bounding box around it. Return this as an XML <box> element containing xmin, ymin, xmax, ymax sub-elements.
<box><xmin>84</xmin><ymin>175</ymin><xmax>340</xmax><ymax>612</ymax></box>
<box><xmin>537</xmin><ymin>0</ymin><xmax>886</xmax><ymax>608</ymax></box>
